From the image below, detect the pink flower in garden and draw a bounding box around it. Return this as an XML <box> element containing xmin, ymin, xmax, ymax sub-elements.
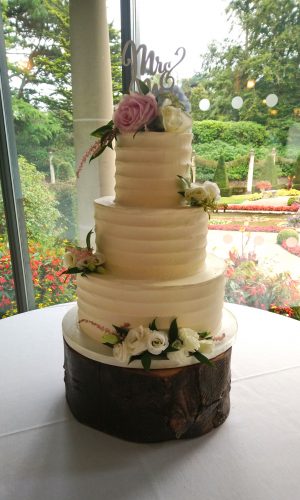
<box><xmin>113</xmin><ymin>93</ymin><xmax>158</xmax><ymax>133</ymax></box>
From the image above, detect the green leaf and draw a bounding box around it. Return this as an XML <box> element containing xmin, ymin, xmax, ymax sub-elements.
<box><xmin>113</xmin><ymin>325</ymin><xmax>130</xmax><ymax>336</ymax></box>
<box><xmin>101</xmin><ymin>333</ymin><xmax>119</xmax><ymax>345</ymax></box>
<box><xmin>86</xmin><ymin>228</ymin><xmax>93</xmax><ymax>251</ymax></box>
<box><xmin>169</xmin><ymin>318</ymin><xmax>179</xmax><ymax>344</ymax></box>
<box><xmin>193</xmin><ymin>351</ymin><xmax>214</xmax><ymax>367</ymax></box>
<box><xmin>141</xmin><ymin>351</ymin><xmax>152</xmax><ymax>370</ymax></box>
<box><xmin>60</xmin><ymin>266</ymin><xmax>83</xmax><ymax>275</ymax></box>
<box><xmin>164</xmin><ymin>345</ymin><xmax>180</xmax><ymax>353</ymax></box>
<box><xmin>198</xmin><ymin>331</ymin><xmax>212</xmax><ymax>339</ymax></box>
<box><xmin>149</xmin><ymin>318</ymin><xmax>158</xmax><ymax>330</ymax></box>
<box><xmin>177</xmin><ymin>174</ymin><xmax>191</xmax><ymax>188</ymax></box>
<box><xmin>91</xmin><ymin>120</ymin><xmax>114</xmax><ymax>138</ymax></box>
<box><xmin>137</xmin><ymin>79</ymin><xmax>150</xmax><ymax>95</ymax></box>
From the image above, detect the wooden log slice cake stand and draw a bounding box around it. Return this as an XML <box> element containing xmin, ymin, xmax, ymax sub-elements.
<box><xmin>63</xmin><ymin>307</ymin><xmax>237</xmax><ymax>443</ymax></box>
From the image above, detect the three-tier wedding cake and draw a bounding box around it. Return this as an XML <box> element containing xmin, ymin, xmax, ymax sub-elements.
<box><xmin>62</xmin><ymin>77</ymin><xmax>237</xmax><ymax>442</ymax></box>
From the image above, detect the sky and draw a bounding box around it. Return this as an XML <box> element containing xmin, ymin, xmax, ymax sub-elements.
<box><xmin>107</xmin><ymin>0</ymin><xmax>241</xmax><ymax>80</ymax></box>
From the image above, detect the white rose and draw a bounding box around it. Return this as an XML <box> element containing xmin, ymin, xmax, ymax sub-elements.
<box><xmin>146</xmin><ymin>330</ymin><xmax>169</xmax><ymax>355</ymax></box>
<box><xmin>113</xmin><ymin>342</ymin><xmax>130</xmax><ymax>364</ymax></box>
<box><xmin>161</xmin><ymin>105</ymin><xmax>192</xmax><ymax>133</ymax></box>
<box><xmin>199</xmin><ymin>339</ymin><xmax>214</xmax><ymax>354</ymax></box>
<box><xmin>179</xmin><ymin>327</ymin><xmax>201</xmax><ymax>352</ymax></box>
<box><xmin>185</xmin><ymin>186</ymin><xmax>208</xmax><ymax>203</ymax></box>
<box><xmin>167</xmin><ymin>348</ymin><xmax>189</xmax><ymax>365</ymax></box>
<box><xmin>124</xmin><ymin>326</ymin><xmax>147</xmax><ymax>355</ymax></box>
<box><xmin>63</xmin><ymin>251</ymin><xmax>76</xmax><ymax>268</ymax></box>
<box><xmin>203</xmin><ymin>181</ymin><xmax>221</xmax><ymax>201</ymax></box>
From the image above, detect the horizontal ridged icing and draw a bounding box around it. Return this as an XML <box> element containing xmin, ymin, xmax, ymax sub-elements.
<box><xmin>77</xmin><ymin>255</ymin><xmax>225</xmax><ymax>342</ymax></box>
<box><xmin>115</xmin><ymin>132</ymin><xmax>192</xmax><ymax>208</ymax></box>
<box><xmin>94</xmin><ymin>196</ymin><xmax>208</xmax><ymax>280</ymax></box>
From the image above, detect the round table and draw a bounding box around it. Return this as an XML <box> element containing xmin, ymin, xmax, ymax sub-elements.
<box><xmin>1</xmin><ymin>302</ymin><xmax>300</xmax><ymax>500</ymax></box>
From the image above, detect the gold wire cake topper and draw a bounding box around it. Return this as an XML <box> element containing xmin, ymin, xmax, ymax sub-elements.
<box><xmin>122</xmin><ymin>40</ymin><xmax>186</xmax><ymax>94</ymax></box>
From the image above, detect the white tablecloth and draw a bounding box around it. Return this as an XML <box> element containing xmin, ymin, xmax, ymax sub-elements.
<box><xmin>0</xmin><ymin>302</ymin><xmax>300</xmax><ymax>500</ymax></box>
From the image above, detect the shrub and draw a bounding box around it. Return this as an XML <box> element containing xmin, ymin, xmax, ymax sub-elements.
<box><xmin>287</xmin><ymin>197</ymin><xmax>300</xmax><ymax>206</ymax></box>
<box><xmin>294</xmin><ymin>155</ymin><xmax>300</xmax><ymax>184</ymax></box>
<box><xmin>192</xmin><ymin>120</ymin><xmax>267</xmax><ymax>146</ymax></box>
<box><xmin>261</xmin><ymin>155</ymin><xmax>278</xmax><ymax>187</ymax></box>
<box><xmin>0</xmin><ymin>156</ymin><xmax>61</xmax><ymax>244</ymax></box>
<box><xmin>231</xmin><ymin>186</ymin><xmax>247</xmax><ymax>195</ymax></box>
<box><xmin>247</xmin><ymin>193</ymin><xmax>263</xmax><ymax>201</ymax></box>
<box><xmin>213</xmin><ymin>156</ymin><xmax>229</xmax><ymax>189</ymax></box>
<box><xmin>287</xmin><ymin>214</ymin><xmax>300</xmax><ymax>228</ymax></box>
<box><xmin>255</xmin><ymin>181</ymin><xmax>272</xmax><ymax>192</ymax></box>
<box><xmin>276</xmin><ymin>188</ymin><xmax>300</xmax><ymax>197</ymax></box>
<box><xmin>277</xmin><ymin>229</ymin><xmax>299</xmax><ymax>245</ymax></box>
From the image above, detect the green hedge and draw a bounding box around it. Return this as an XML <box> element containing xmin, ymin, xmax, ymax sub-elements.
<box><xmin>192</xmin><ymin>120</ymin><xmax>268</xmax><ymax>146</ymax></box>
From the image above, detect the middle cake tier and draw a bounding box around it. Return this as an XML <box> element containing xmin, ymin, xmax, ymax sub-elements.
<box><xmin>95</xmin><ymin>196</ymin><xmax>209</xmax><ymax>280</ymax></box>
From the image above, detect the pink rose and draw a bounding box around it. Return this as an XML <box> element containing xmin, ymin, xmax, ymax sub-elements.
<box><xmin>113</xmin><ymin>93</ymin><xmax>158</xmax><ymax>133</ymax></box>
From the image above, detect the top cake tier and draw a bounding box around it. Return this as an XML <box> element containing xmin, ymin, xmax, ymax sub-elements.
<box><xmin>114</xmin><ymin>132</ymin><xmax>193</xmax><ymax>208</ymax></box>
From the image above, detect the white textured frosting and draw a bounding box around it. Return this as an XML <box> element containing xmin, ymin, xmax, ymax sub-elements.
<box><xmin>114</xmin><ymin>132</ymin><xmax>193</xmax><ymax>208</ymax></box>
<box><xmin>94</xmin><ymin>196</ymin><xmax>208</xmax><ymax>280</ymax></box>
<box><xmin>77</xmin><ymin>254</ymin><xmax>225</xmax><ymax>342</ymax></box>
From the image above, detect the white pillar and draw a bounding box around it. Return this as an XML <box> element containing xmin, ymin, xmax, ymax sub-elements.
<box><xmin>49</xmin><ymin>151</ymin><xmax>55</xmax><ymax>184</ymax></box>
<box><xmin>271</xmin><ymin>147</ymin><xmax>276</xmax><ymax>165</ymax></box>
<box><xmin>70</xmin><ymin>0</ymin><xmax>115</xmax><ymax>243</ymax></box>
<box><xmin>247</xmin><ymin>149</ymin><xmax>255</xmax><ymax>193</ymax></box>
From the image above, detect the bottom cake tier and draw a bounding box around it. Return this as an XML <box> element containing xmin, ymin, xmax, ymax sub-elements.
<box><xmin>77</xmin><ymin>254</ymin><xmax>226</xmax><ymax>342</ymax></box>
<box><xmin>62</xmin><ymin>306</ymin><xmax>237</xmax><ymax>442</ymax></box>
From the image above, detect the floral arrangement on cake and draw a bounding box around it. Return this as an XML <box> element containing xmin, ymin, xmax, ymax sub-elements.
<box><xmin>76</xmin><ymin>81</ymin><xmax>192</xmax><ymax>175</ymax></box>
<box><xmin>96</xmin><ymin>317</ymin><xmax>219</xmax><ymax>369</ymax></box>
<box><xmin>178</xmin><ymin>175</ymin><xmax>220</xmax><ymax>212</ymax></box>
<box><xmin>61</xmin><ymin>230</ymin><xmax>105</xmax><ymax>277</ymax></box>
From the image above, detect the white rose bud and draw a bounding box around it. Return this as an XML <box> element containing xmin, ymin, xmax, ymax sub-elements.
<box><xmin>124</xmin><ymin>326</ymin><xmax>147</xmax><ymax>355</ymax></box>
<box><xmin>161</xmin><ymin>105</ymin><xmax>192</xmax><ymax>133</ymax></box>
<box><xmin>63</xmin><ymin>251</ymin><xmax>76</xmax><ymax>268</ymax></box>
<box><xmin>203</xmin><ymin>181</ymin><xmax>220</xmax><ymax>201</ymax></box>
<box><xmin>179</xmin><ymin>327</ymin><xmax>201</xmax><ymax>352</ymax></box>
<box><xmin>113</xmin><ymin>342</ymin><xmax>130</xmax><ymax>364</ymax></box>
<box><xmin>146</xmin><ymin>330</ymin><xmax>169</xmax><ymax>355</ymax></box>
<box><xmin>199</xmin><ymin>339</ymin><xmax>214</xmax><ymax>354</ymax></box>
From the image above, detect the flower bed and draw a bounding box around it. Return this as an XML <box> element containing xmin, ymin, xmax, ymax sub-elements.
<box><xmin>281</xmin><ymin>240</ymin><xmax>300</xmax><ymax>257</ymax></box>
<box><xmin>208</xmin><ymin>224</ymin><xmax>280</xmax><ymax>232</ymax></box>
<box><xmin>225</xmin><ymin>250</ymin><xmax>300</xmax><ymax>315</ymax></box>
<box><xmin>225</xmin><ymin>204</ymin><xmax>298</xmax><ymax>212</ymax></box>
<box><xmin>0</xmin><ymin>240</ymin><xmax>76</xmax><ymax>317</ymax></box>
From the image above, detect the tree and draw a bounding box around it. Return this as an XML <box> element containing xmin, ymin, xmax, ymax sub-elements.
<box><xmin>261</xmin><ymin>154</ymin><xmax>278</xmax><ymax>187</ymax></box>
<box><xmin>3</xmin><ymin>1</ymin><xmax>122</xmax><ymax>118</ymax></box>
<box><xmin>0</xmin><ymin>157</ymin><xmax>62</xmax><ymax>245</ymax></box>
<box><xmin>3</xmin><ymin>1</ymin><xmax>122</xmax><ymax>175</ymax></box>
<box><xmin>213</xmin><ymin>156</ymin><xmax>231</xmax><ymax>196</ymax></box>
<box><xmin>186</xmin><ymin>0</ymin><xmax>300</xmax><ymax>145</ymax></box>
<box><xmin>293</xmin><ymin>155</ymin><xmax>300</xmax><ymax>188</ymax></box>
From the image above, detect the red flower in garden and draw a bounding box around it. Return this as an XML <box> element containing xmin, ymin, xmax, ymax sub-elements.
<box><xmin>45</xmin><ymin>274</ymin><xmax>55</xmax><ymax>282</ymax></box>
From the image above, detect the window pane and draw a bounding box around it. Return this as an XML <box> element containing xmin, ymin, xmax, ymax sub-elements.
<box><xmin>2</xmin><ymin>1</ymin><xmax>77</xmax><ymax>313</ymax></box>
<box><xmin>135</xmin><ymin>0</ymin><xmax>300</xmax><ymax>318</ymax></box>
<box><xmin>0</xmin><ymin>184</ymin><xmax>17</xmax><ymax>318</ymax></box>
